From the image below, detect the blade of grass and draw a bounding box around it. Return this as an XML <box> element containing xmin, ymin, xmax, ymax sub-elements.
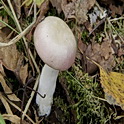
<box><xmin>7</xmin><ymin>0</ymin><xmax>39</xmax><ymax>73</ymax></box>
<box><xmin>0</xmin><ymin>19</ymin><xmax>19</xmax><ymax>33</ymax></box>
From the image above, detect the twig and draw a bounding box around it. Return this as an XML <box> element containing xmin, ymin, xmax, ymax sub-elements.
<box><xmin>110</xmin><ymin>17</ymin><xmax>124</xmax><ymax>21</ymax></box>
<box><xmin>21</xmin><ymin>74</ymin><xmax>40</xmax><ymax>120</ymax></box>
<box><xmin>0</xmin><ymin>22</ymin><xmax>35</xmax><ymax>47</ymax></box>
<box><xmin>0</xmin><ymin>6</ymin><xmax>4</xmax><ymax>9</ymax></box>
<box><xmin>104</xmin><ymin>21</ymin><xmax>109</xmax><ymax>39</ymax></box>
<box><xmin>95</xmin><ymin>1</ymin><xmax>124</xmax><ymax>43</ymax></box>
<box><xmin>89</xmin><ymin>17</ymin><xmax>107</xmax><ymax>36</ymax></box>
<box><xmin>4</xmin><ymin>95</ymin><xmax>36</xmax><ymax>124</ymax></box>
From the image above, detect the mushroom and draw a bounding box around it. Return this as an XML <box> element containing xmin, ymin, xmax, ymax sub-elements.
<box><xmin>34</xmin><ymin>16</ymin><xmax>77</xmax><ymax>116</ymax></box>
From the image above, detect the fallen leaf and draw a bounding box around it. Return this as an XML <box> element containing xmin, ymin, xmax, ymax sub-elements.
<box><xmin>89</xmin><ymin>59</ymin><xmax>124</xmax><ymax>110</ymax></box>
<box><xmin>35</xmin><ymin>0</ymin><xmax>45</xmax><ymax>7</ymax></box>
<box><xmin>110</xmin><ymin>4</ymin><xmax>124</xmax><ymax>17</ymax></box>
<box><xmin>80</xmin><ymin>38</ymin><xmax>115</xmax><ymax>74</ymax></box>
<box><xmin>0</xmin><ymin>45</ymin><xmax>20</xmax><ymax>71</ymax></box>
<box><xmin>118</xmin><ymin>47</ymin><xmax>124</xmax><ymax>56</ymax></box>
<box><xmin>0</xmin><ymin>113</ymin><xmax>5</xmax><ymax>124</ymax></box>
<box><xmin>23</xmin><ymin>0</ymin><xmax>45</xmax><ymax>7</ymax></box>
<box><xmin>19</xmin><ymin>63</ymin><xmax>28</xmax><ymax>84</ymax></box>
<box><xmin>0</xmin><ymin>60</ymin><xmax>5</xmax><ymax>76</ymax></box>
<box><xmin>98</xmin><ymin>64</ymin><xmax>124</xmax><ymax>110</ymax></box>
<box><xmin>3</xmin><ymin>114</ymin><xmax>20</xmax><ymax>124</ymax></box>
<box><xmin>0</xmin><ymin>74</ymin><xmax>20</xmax><ymax>101</ymax></box>
<box><xmin>50</xmin><ymin>0</ymin><xmax>62</xmax><ymax>14</ymax></box>
<box><xmin>3</xmin><ymin>114</ymin><xmax>29</xmax><ymax>124</ymax></box>
<box><xmin>62</xmin><ymin>0</ymin><xmax>95</xmax><ymax>24</ymax></box>
<box><xmin>22</xmin><ymin>0</ymin><xmax>32</xmax><ymax>7</ymax></box>
<box><xmin>0</xmin><ymin>31</ymin><xmax>22</xmax><ymax>72</ymax></box>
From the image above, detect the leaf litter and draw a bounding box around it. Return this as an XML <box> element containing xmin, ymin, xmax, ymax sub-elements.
<box><xmin>0</xmin><ymin>0</ymin><xmax>124</xmax><ymax>123</ymax></box>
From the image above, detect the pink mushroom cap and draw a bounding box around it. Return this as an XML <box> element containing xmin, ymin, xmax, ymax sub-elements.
<box><xmin>34</xmin><ymin>16</ymin><xmax>77</xmax><ymax>71</ymax></box>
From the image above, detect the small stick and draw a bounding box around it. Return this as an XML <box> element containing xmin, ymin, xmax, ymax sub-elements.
<box><xmin>0</xmin><ymin>21</ymin><xmax>35</xmax><ymax>47</ymax></box>
<box><xmin>21</xmin><ymin>74</ymin><xmax>40</xmax><ymax>120</ymax></box>
<box><xmin>4</xmin><ymin>95</ymin><xmax>36</xmax><ymax>124</ymax></box>
<box><xmin>89</xmin><ymin>17</ymin><xmax>107</xmax><ymax>36</ymax></box>
<box><xmin>7</xmin><ymin>0</ymin><xmax>40</xmax><ymax>73</ymax></box>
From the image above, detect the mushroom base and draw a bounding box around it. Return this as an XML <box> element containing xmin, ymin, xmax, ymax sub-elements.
<box><xmin>36</xmin><ymin>64</ymin><xmax>59</xmax><ymax>116</ymax></box>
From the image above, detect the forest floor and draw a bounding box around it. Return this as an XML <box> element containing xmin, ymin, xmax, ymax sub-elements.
<box><xmin>0</xmin><ymin>0</ymin><xmax>124</xmax><ymax>124</ymax></box>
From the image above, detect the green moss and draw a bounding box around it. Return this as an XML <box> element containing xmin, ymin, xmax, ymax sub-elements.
<box><xmin>81</xmin><ymin>31</ymin><xmax>89</xmax><ymax>41</ymax></box>
<box><xmin>56</xmin><ymin>65</ymin><xmax>113</xmax><ymax>124</ymax></box>
<box><xmin>0</xmin><ymin>9</ymin><xmax>8</xmax><ymax>17</ymax></box>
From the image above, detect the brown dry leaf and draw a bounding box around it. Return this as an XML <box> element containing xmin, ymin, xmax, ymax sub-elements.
<box><xmin>118</xmin><ymin>47</ymin><xmax>124</xmax><ymax>56</ymax></box>
<box><xmin>0</xmin><ymin>31</ymin><xmax>21</xmax><ymax>72</ymax></box>
<box><xmin>3</xmin><ymin>114</ymin><xmax>28</xmax><ymax>124</ymax></box>
<box><xmin>50</xmin><ymin>0</ymin><xmax>62</xmax><ymax>14</ymax></box>
<box><xmin>3</xmin><ymin>114</ymin><xmax>20</xmax><ymax>124</ymax></box>
<box><xmin>80</xmin><ymin>38</ymin><xmax>115</xmax><ymax>74</ymax></box>
<box><xmin>19</xmin><ymin>63</ymin><xmax>28</xmax><ymax>84</ymax></box>
<box><xmin>0</xmin><ymin>93</ymin><xmax>13</xmax><ymax>114</ymax></box>
<box><xmin>110</xmin><ymin>4</ymin><xmax>124</xmax><ymax>17</ymax></box>
<box><xmin>61</xmin><ymin>0</ymin><xmax>95</xmax><ymax>24</ymax></box>
<box><xmin>0</xmin><ymin>60</ymin><xmax>5</xmax><ymax>75</ymax></box>
<box><xmin>0</xmin><ymin>74</ymin><xmax>20</xmax><ymax>101</ymax></box>
<box><xmin>0</xmin><ymin>44</ymin><xmax>20</xmax><ymax>71</ymax></box>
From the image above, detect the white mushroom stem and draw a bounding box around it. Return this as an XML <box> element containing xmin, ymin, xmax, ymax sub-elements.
<box><xmin>36</xmin><ymin>64</ymin><xmax>59</xmax><ymax>116</ymax></box>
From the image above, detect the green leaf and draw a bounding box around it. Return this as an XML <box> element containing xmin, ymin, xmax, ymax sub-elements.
<box><xmin>22</xmin><ymin>0</ymin><xmax>33</xmax><ymax>6</ymax></box>
<box><xmin>35</xmin><ymin>0</ymin><xmax>45</xmax><ymax>7</ymax></box>
<box><xmin>22</xmin><ymin>0</ymin><xmax>45</xmax><ymax>7</ymax></box>
<box><xmin>0</xmin><ymin>114</ymin><xmax>6</xmax><ymax>124</ymax></box>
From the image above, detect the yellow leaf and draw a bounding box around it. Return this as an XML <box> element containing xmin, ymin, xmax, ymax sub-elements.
<box><xmin>94</xmin><ymin>61</ymin><xmax>124</xmax><ymax>110</ymax></box>
<box><xmin>35</xmin><ymin>0</ymin><xmax>45</xmax><ymax>7</ymax></box>
<box><xmin>86</xmin><ymin>57</ymin><xmax>124</xmax><ymax>110</ymax></box>
<box><xmin>22</xmin><ymin>0</ymin><xmax>32</xmax><ymax>7</ymax></box>
<box><xmin>22</xmin><ymin>0</ymin><xmax>45</xmax><ymax>7</ymax></box>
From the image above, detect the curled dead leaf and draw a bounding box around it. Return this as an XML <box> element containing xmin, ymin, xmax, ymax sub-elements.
<box><xmin>3</xmin><ymin>114</ymin><xmax>28</xmax><ymax>124</ymax></box>
<box><xmin>0</xmin><ymin>31</ymin><xmax>22</xmax><ymax>72</ymax></box>
<box><xmin>50</xmin><ymin>0</ymin><xmax>62</xmax><ymax>13</ymax></box>
<box><xmin>0</xmin><ymin>44</ymin><xmax>21</xmax><ymax>71</ymax></box>
<box><xmin>0</xmin><ymin>74</ymin><xmax>20</xmax><ymax>101</ymax></box>
<box><xmin>110</xmin><ymin>3</ymin><xmax>124</xmax><ymax>17</ymax></box>
<box><xmin>0</xmin><ymin>93</ymin><xmax>13</xmax><ymax>114</ymax></box>
<box><xmin>80</xmin><ymin>38</ymin><xmax>115</xmax><ymax>74</ymax></box>
<box><xmin>19</xmin><ymin>63</ymin><xmax>28</xmax><ymax>84</ymax></box>
<box><xmin>62</xmin><ymin>0</ymin><xmax>95</xmax><ymax>24</ymax></box>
